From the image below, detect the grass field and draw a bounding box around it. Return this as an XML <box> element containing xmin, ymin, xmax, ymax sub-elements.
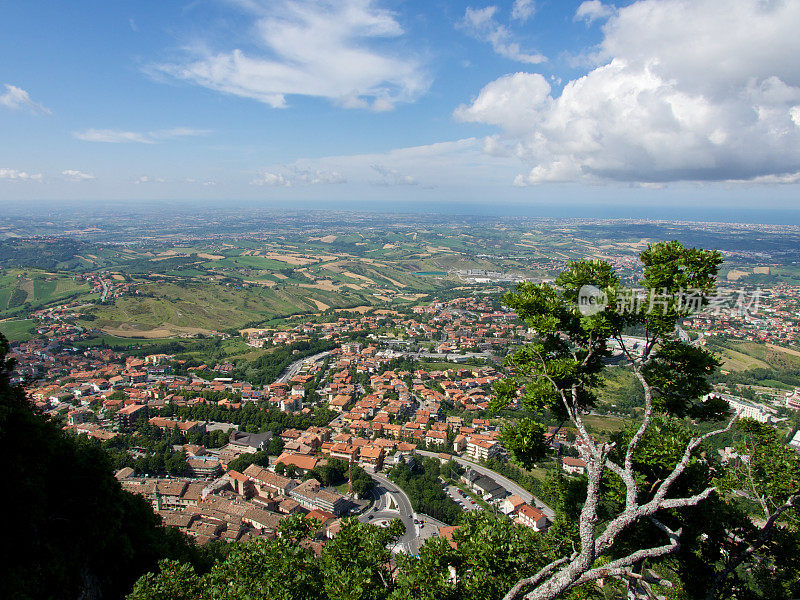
<box><xmin>582</xmin><ymin>414</ymin><xmax>629</xmax><ymax>437</ymax></box>
<box><xmin>0</xmin><ymin>270</ymin><xmax>93</xmax><ymax>316</ymax></box>
<box><xmin>712</xmin><ymin>340</ymin><xmax>800</xmax><ymax>372</ymax></box>
<box><xmin>0</xmin><ymin>319</ymin><xmax>37</xmax><ymax>341</ymax></box>
<box><xmin>83</xmin><ymin>280</ymin><xmax>371</xmax><ymax>336</ymax></box>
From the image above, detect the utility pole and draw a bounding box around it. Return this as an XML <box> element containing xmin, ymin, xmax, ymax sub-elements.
<box><xmin>348</xmin><ymin>455</ymin><xmax>353</xmax><ymax>496</ymax></box>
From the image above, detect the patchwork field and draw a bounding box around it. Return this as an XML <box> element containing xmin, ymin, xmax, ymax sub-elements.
<box><xmin>0</xmin><ymin>270</ymin><xmax>93</xmax><ymax>316</ymax></box>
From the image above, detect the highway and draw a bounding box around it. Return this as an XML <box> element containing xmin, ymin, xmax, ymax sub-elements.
<box><xmin>416</xmin><ymin>450</ymin><xmax>556</xmax><ymax>520</ymax></box>
<box><xmin>358</xmin><ymin>470</ymin><xmax>420</xmax><ymax>554</ymax></box>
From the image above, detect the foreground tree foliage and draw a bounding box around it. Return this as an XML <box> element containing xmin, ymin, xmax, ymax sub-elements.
<box><xmin>129</xmin><ymin>512</ymin><xmax>603</xmax><ymax>600</ymax></box>
<box><xmin>494</xmin><ymin>241</ymin><xmax>800</xmax><ymax>599</ymax></box>
<box><xmin>0</xmin><ymin>334</ymin><xmax>199</xmax><ymax>600</ymax></box>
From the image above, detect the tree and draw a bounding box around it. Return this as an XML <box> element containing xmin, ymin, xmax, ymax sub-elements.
<box><xmin>705</xmin><ymin>419</ymin><xmax>800</xmax><ymax>599</ymax></box>
<box><xmin>227</xmin><ymin>450</ymin><xmax>270</xmax><ymax>474</ymax></box>
<box><xmin>391</xmin><ymin>511</ymin><xmax>594</xmax><ymax>600</ymax></box>
<box><xmin>129</xmin><ymin>515</ymin><xmax>403</xmax><ymax>600</ymax></box>
<box><xmin>0</xmin><ymin>333</ymin><xmax>198</xmax><ymax>600</ymax></box>
<box><xmin>494</xmin><ymin>241</ymin><xmax>739</xmax><ymax>600</ymax></box>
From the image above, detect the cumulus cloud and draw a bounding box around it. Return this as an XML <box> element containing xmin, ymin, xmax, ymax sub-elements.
<box><xmin>459</xmin><ymin>6</ymin><xmax>545</xmax><ymax>64</ymax></box>
<box><xmin>155</xmin><ymin>0</ymin><xmax>428</xmax><ymax>111</ymax></box>
<box><xmin>0</xmin><ymin>84</ymin><xmax>50</xmax><ymax>115</ymax></box>
<box><xmin>370</xmin><ymin>164</ymin><xmax>417</xmax><ymax>186</ymax></box>
<box><xmin>574</xmin><ymin>1</ymin><xmax>614</xmax><ymax>24</ymax></box>
<box><xmin>74</xmin><ymin>128</ymin><xmax>207</xmax><ymax>143</ymax></box>
<box><xmin>456</xmin><ymin>0</ymin><xmax>800</xmax><ymax>185</ymax></box>
<box><xmin>134</xmin><ymin>176</ymin><xmax>166</xmax><ymax>184</ymax></box>
<box><xmin>251</xmin><ymin>167</ymin><xmax>346</xmax><ymax>186</ymax></box>
<box><xmin>0</xmin><ymin>168</ymin><xmax>43</xmax><ymax>181</ymax></box>
<box><xmin>61</xmin><ymin>169</ymin><xmax>95</xmax><ymax>182</ymax></box>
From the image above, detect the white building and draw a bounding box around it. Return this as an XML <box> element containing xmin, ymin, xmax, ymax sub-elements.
<box><xmin>703</xmin><ymin>393</ymin><xmax>775</xmax><ymax>424</ymax></box>
<box><xmin>785</xmin><ymin>389</ymin><xmax>800</xmax><ymax>410</ymax></box>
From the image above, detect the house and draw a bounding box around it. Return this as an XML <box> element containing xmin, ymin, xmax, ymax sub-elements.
<box><xmin>471</xmin><ymin>475</ymin><xmax>506</xmax><ymax>499</ymax></box>
<box><xmin>155</xmin><ymin>480</ymin><xmax>187</xmax><ymax>510</ymax></box>
<box><xmin>289</xmin><ymin>478</ymin><xmax>348</xmax><ymax>515</ymax></box>
<box><xmin>242</xmin><ymin>507</ymin><xmax>283</xmax><ymax>533</ymax></box>
<box><xmin>115</xmin><ymin>403</ymin><xmax>148</xmax><ymax>431</ymax></box>
<box><xmin>275</xmin><ymin>453</ymin><xmax>320</xmax><ymax>474</ymax></box>
<box><xmin>149</xmin><ymin>416</ymin><xmax>203</xmax><ymax>434</ymax></box>
<box><xmin>180</xmin><ymin>482</ymin><xmax>206</xmax><ymax>507</ymax></box>
<box><xmin>515</xmin><ymin>504</ymin><xmax>548</xmax><ymax>531</ymax></box>
<box><xmin>438</xmin><ymin>525</ymin><xmax>461</xmax><ymax>549</ymax></box>
<box><xmin>329</xmin><ymin>394</ymin><xmax>351</xmax><ymax>412</ymax></box>
<box><xmin>187</xmin><ymin>456</ymin><xmax>222</xmax><ymax>478</ymax></box>
<box><xmin>425</xmin><ymin>430</ymin><xmax>448</xmax><ymax>447</ymax></box>
<box><xmin>561</xmin><ymin>457</ymin><xmax>587</xmax><ymax>475</ymax></box>
<box><xmin>358</xmin><ymin>445</ymin><xmax>384</xmax><ymax>469</ymax></box>
<box><xmin>227</xmin><ymin>470</ymin><xmax>255</xmax><ymax>497</ymax></box>
<box><xmin>243</xmin><ymin>464</ymin><xmax>297</xmax><ymax>497</ymax></box>
<box><xmin>330</xmin><ymin>443</ymin><xmax>359</xmax><ymax>462</ymax></box>
<box><xmin>501</xmin><ymin>494</ymin><xmax>526</xmax><ymax>515</ymax></box>
<box><xmin>466</xmin><ymin>438</ymin><xmax>501</xmax><ymax>461</ymax></box>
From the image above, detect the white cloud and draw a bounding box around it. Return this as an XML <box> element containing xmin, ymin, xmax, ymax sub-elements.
<box><xmin>61</xmin><ymin>169</ymin><xmax>95</xmax><ymax>182</ymax></box>
<box><xmin>251</xmin><ymin>167</ymin><xmax>346</xmax><ymax>186</ymax></box>
<box><xmin>459</xmin><ymin>6</ymin><xmax>546</xmax><ymax>64</ymax></box>
<box><xmin>73</xmin><ymin>128</ymin><xmax>207</xmax><ymax>143</ymax></box>
<box><xmin>256</xmin><ymin>138</ymin><xmax>521</xmax><ymax>189</ymax></box>
<box><xmin>156</xmin><ymin>0</ymin><xmax>428</xmax><ymax>111</ymax></box>
<box><xmin>0</xmin><ymin>168</ymin><xmax>43</xmax><ymax>181</ymax></box>
<box><xmin>0</xmin><ymin>84</ymin><xmax>50</xmax><ymax>115</ymax></box>
<box><xmin>511</xmin><ymin>0</ymin><xmax>535</xmax><ymax>22</ymax></box>
<box><xmin>134</xmin><ymin>176</ymin><xmax>166</xmax><ymax>184</ymax></box>
<box><xmin>574</xmin><ymin>1</ymin><xmax>614</xmax><ymax>24</ymax></box>
<box><xmin>370</xmin><ymin>164</ymin><xmax>417</xmax><ymax>186</ymax></box>
<box><xmin>251</xmin><ymin>172</ymin><xmax>291</xmax><ymax>186</ymax></box>
<box><xmin>456</xmin><ymin>0</ymin><xmax>800</xmax><ymax>185</ymax></box>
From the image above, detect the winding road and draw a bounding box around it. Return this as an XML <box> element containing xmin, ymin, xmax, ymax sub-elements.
<box><xmin>358</xmin><ymin>470</ymin><xmax>420</xmax><ymax>555</ymax></box>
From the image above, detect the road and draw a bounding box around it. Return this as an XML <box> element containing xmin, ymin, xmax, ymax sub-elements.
<box><xmin>416</xmin><ymin>450</ymin><xmax>556</xmax><ymax>521</ymax></box>
<box><xmin>99</xmin><ymin>279</ymin><xmax>109</xmax><ymax>302</ymax></box>
<box><xmin>358</xmin><ymin>470</ymin><xmax>420</xmax><ymax>554</ymax></box>
<box><xmin>275</xmin><ymin>351</ymin><xmax>331</xmax><ymax>383</ymax></box>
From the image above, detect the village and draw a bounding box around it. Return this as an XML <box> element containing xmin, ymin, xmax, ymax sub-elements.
<box><xmin>8</xmin><ymin>294</ymin><xmax>569</xmax><ymax>552</ymax></box>
<box><xmin>8</xmin><ymin>289</ymin><xmax>800</xmax><ymax>554</ymax></box>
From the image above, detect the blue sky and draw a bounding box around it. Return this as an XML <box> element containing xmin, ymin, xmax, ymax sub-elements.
<box><xmin>2</xmin><ymin>0</ymin><xmax>800</xmax><ymax>211</ymax></box>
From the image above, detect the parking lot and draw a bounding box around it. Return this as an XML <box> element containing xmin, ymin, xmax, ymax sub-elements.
<box><xmin>445</xmin><ymin>484</ymin><xmax>480</xmax><ymax>512</ymax></box>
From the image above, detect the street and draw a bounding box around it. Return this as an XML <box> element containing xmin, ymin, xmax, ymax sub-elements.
<box><xmin>275</xmin><ymin>351</ymin><xmax>331</xmax><ymax>383</ymax></box>
<box><xmin>358</xmin><ymin>470</ymin><xmax>421</xmax><ymax>554</ymax></box>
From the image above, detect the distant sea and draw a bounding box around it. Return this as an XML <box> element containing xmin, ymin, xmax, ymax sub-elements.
<box><xmin>265</xmin><ymin>200</ymin><xmax>800</xmax><ymax>226</ymax></box>
<box><xmin>5</xmin><ymin>198</ymin><xmax>800</xmax><ymax>226</ymax></box>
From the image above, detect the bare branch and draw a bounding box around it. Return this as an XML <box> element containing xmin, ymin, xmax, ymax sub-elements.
<box><xmin>743</xmin><ymin>441</ymin><xmax>770</xmax><ymax>519</ymax></box>
<box><xmin>503</xmin><ymin>557</ymin><xmax>570</xmax><ymax>600</ymax></box>
<box><xmin>573</xmin><ymin>527</ymin><xmax>680</xmax><ymax>588</ymax></box>
<box><xmin>650</xmin><ymin>416</ymin><xmax>737</xmax><ymax>507</ymax></box>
